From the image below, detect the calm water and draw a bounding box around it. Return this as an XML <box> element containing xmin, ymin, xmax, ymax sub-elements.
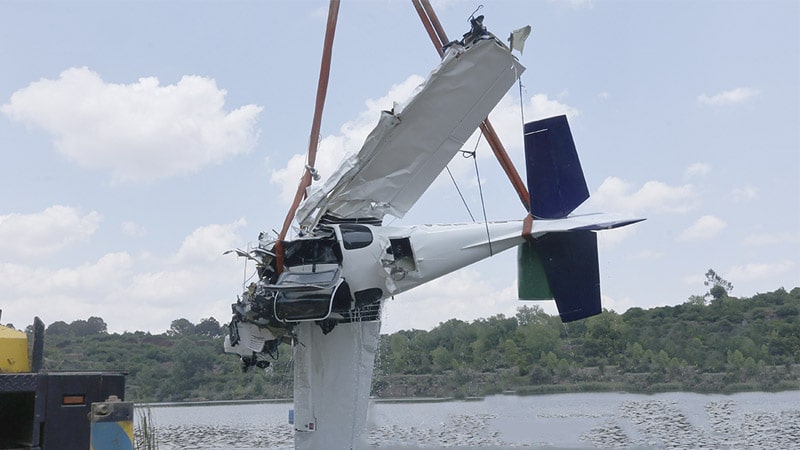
<box><xmin>143</xmin><ymin>391</ymin><xmax>800</xmax><ymax>449</ymax></box>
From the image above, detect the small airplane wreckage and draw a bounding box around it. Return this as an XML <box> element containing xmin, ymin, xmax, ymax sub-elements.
<box><xmin>224</xmin><ymin>1</ymin><xmax>642</xmax><ymax>448</ymax></box>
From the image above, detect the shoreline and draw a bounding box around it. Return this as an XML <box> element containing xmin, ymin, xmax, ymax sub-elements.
<box><xmin>136</xmin><ymin>386</ymin><xmax>799</xmax><ymax>408</ymax></box>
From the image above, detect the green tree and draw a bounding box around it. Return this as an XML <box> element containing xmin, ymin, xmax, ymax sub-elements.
<box><xmin>515</xmin><ymin>305</ymin><xmax>550</xmax><ymax>327</ymax></box>
<box><xmin>627</xmin><ymin>342</ymin><xmax>646</xmax><ymax>371</ymax></box>
<box><xmin>705</xmin><ymin>268</ymin><xmax>733</xmax><ymax>300</ymax></box>
<box><xmin>541</xmin><ymin>351</ymin><xmax>559</xmax><ymax>373</ymax></box>
<box><xmin>686</xmin><ymin>295</ymin><xmax>707</xmax><ymax>306</ymax></box>
<box><xmin>503</xmin><ymin>339</ymin><xmax>519</xmax><ymax>366</ymax></box>
<box><xmin>515</xmin><ymin>321</ymin><xmax>560</xmax><ymax>368</ymax></box>
<box><xmin>581</xmin><ymin>311</ymin><xmax>627</xmax><ymax>363</ymax></box>
<box><xmin>46</xmin><ymin>320</ymin><xmax>70</xmax><ymax>335</ymax></box>
<box><xmin>195</xmin><ymin>317</ymin><xmax>222</xmax><ymax>337</ymax></box>
<box><xmin>388</xmin><ymin>333</ymin><xmax>411</xmax><ymax>373</ymax></box>
<box><xmin>169</xmin><ymin>318</ymin><xmax>195</xmax><ymax>336</ymax></box>
<box><xmin>430</xmin><ymin>346</ymin><xmax>454</xmax><ymax>373</ymax></box>
<box><xmin>86</xmin><ymin>316</ymin><xmax>108</xmax><ymax>334</ymax></box>
<box><xmin>654</xmin><ymin>350</ymin><xmax>671</xmax><ymax>373</ymax></box>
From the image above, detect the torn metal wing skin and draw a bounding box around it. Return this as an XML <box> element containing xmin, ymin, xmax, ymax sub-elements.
<box><xmin>296</xmin><ymin>37</ymin><xmax>525</xmax><ymax>229</ymax></box>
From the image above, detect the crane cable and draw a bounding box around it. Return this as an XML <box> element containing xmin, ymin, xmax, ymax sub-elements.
<box><xmin>275</xmin><ymin>0</ymin><xmax>340</xmax><ymax>273</ymax></box>
<box><xmin>445</xmin><ymin>165</ymin><xmax>475</xmax><ymax>222</ymax></box>
<box><xmin>461</xmin><ymin>137</ymin><xmax>495</xmax><ymax>256</ymax></box>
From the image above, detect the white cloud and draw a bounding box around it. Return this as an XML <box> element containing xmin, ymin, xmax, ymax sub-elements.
<box><xmin>561</xmin><ymin>0</ymin><xmax>594</xmax><ymax>9</ymax></box>
<box><xmin>37</xmin><ymin>253</ymin><xmax>134</xmax><ymax>295</ymax></box>
<box><xmin>589</xmin><ymin>177</ymin><xmax>698</xmax><ymax>214</ymax></box>
<box><xmin>601</xmin><ymin>293</ymin><xmax>637</xmax><ymax>314</ymax></box>
<box><xmin>126</xmin><ymin>269</ymin><xmax>205</xmax><ymax>302</ymax></box>
<box><xmin>0</xmin><ymin>252</ymin><xmax>134</xmax><ymax>310</ymax></box>
<box><xmin>127</xmin><ymin>218</ymin><xmax>248</xmax><ymax>309</ymax></box>
<box><xmin>381</xmin><ymin>269</ymin><xmax>550</xmax><ymax>333</ymax></box>
<box><xmin>677</xmin><ymin>215</ymin><xmax>726</xmax><ymax>241</ymax></box>
<box><xmin>682</xmin><ymin>273</ymin><xmax>705</xmax><ymax>287</ymax></box>
<box><xmin>121</xmin><ymin>221</ymin><xmax>147</xmax><ymax>237</ymax></box>
<box><xmin>0</xmin><ymin>206</ymin><xmax>102</xmax><ymax>258</ymax></box>
<box><xmin>726</xmin><ymin>260</ymin><xmax>795</xmax><ymax>282</ymax></box>
<box><xmin>2</xmin><ymin>67</ymin><xmax>262</xmax><ymax>182</ymax></box>
<box><xmin>685</xmin><ymin>162</ymin><xmax>711</xmax><ymax>177</ymax></box>
<box><xmin>698</xmin><ymin>87</ymin><xmax>759</xmax><ymax>106</ymax></box>
<box><xmin>526</xmin><ymin>93</ymin><xmax>580</xmax><ymax>122</ymax></box>
<box><xmin>597</xmin><ymin>225</ymin><xmax>638</xmax><ymax>250</ymax></box>
<box><xmin>270</xmin><ymin>75</ymin><xmax>424</xmax><ymax>203</ymax></box>
<box><xmin>0</xmin><ymin>219</ymin><xmax>247</xmax><ymax>333</ymax></box>
<box><xmin>310</xmin><ymin>5</ymin><xmax>328</xmax><ymax>20</ymax></box>
<box><xmin>173</xmin><ymin>218</ymin><xmax>247</xmax><ymax>264</ymax></box>
<box><xmin>731</xmin><ymin>185</ymin><xmax>759</xmax><ymax>202</ymax></box>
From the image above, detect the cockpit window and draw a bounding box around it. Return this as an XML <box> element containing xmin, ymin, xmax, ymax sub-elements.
<box><xmin>282</xmin><ymin>238</ymin><xmax>342</xmax><ymax>267</ymax></box>
<box><xmin>340</xmin><ymin>224</ymin><xmax>373</xmax><ymax>250</ymax></box>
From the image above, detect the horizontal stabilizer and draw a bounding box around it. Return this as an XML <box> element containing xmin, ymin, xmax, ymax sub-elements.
<box><xmin>524</xmin><ymin>115</ymin><xmax>589</xmax><ymax>219</ymax></box>
<box><xmin>518</xmin><ymin>231</ymin><xmax>601</xmax><ymax>322</ymax></box>
<box><xmin>570</xmin><ymin>217</ymin><xmax>646</xmax><ymax>231</ymax></box>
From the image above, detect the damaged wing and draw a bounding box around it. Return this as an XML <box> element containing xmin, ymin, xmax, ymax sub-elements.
<box><xmin>296</xmin><ymin>37</ymin><xmax>525</xmax><ymax>230</ymax></box>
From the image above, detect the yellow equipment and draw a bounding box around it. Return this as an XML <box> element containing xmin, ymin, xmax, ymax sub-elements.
<box><xmin>0</xmin><ymin>314</ymin><xmax>128</xmax><ymax>450</ymax></box>
<box><xmin>0</xmin><ymin>323</ymin><xmax>31</xmax><ymax>373</ymax></box>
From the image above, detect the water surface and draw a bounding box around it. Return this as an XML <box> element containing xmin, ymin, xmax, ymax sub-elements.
<box><xmin>144</xmin><ymin>391</ymin><xmax>800</xmax><ymax>449</ymax></box>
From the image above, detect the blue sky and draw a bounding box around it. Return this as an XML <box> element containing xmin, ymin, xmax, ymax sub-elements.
<box><xmin>1</xmin><ymin>0</ymin><xmax>798</xmax><ymax>334</ymax></box>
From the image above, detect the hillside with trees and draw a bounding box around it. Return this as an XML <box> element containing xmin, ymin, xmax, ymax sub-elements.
<box><xmin>15</xmin><ymin>283</ymin><xmax>800</xmax><ymax>402</ymax></box>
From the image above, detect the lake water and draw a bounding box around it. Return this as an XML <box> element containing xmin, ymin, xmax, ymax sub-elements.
<box><xmin>143</xmin><ymin>391</ymin><xmax>800</xmax><ymax>449</ymax></box>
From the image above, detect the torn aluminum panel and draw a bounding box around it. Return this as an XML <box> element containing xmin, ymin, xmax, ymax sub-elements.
<box><xmin>297</xmin><ymin>37</ymin><xmax>525</xmax><ymax>230</ymax></box>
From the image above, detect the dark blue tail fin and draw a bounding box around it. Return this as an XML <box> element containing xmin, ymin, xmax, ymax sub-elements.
<box><xmin>518</xmin><ymin>231</ymin><xmax>601</xmax><ymax>322</ymax></box>
<box><xmin>524</xmin><ymin>115</ymin><xmax>589</xmax><ymax>219</ymax></box>
<box><xmin>519</xmin><ymin>115</ymin><xmax>602</xmax><ymax>322</ymax></box>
